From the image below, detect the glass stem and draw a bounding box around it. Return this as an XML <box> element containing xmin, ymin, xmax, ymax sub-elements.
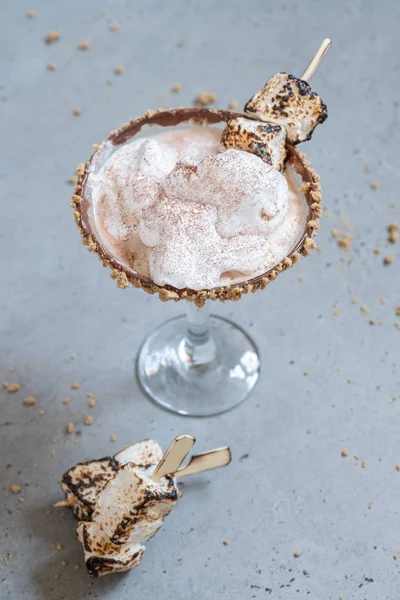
<box><xmin>183</xmin><ymin>301</ymin><xmax>216</xmax><ymax>366</ymax></box>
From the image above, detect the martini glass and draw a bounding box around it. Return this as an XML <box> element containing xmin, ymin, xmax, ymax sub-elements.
<box><xmin>72</xmin><ymin>108</ymin><xmax>321</xmax><ymax>417</ymax></box>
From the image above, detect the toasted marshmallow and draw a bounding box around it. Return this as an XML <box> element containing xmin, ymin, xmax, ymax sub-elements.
<box><xmin>221</xmin><ymin>117</ymin><xmax>287</xmax><ymax>171</ymax></box>
<box><xmin>114</xmin><ymin>439</ymin><xmax>163</xmax><ymax>467</ymax></box>
<box><xmin>244</xmin><ymin>72</ymin><xmax>327</xmax><ymax>144</ymax></box>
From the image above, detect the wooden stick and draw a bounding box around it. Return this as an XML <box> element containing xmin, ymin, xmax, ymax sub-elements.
<box><xmin>175</xmin><ymin>447</ymin><xmax>231</xmax><ymax>479</ymax></box>
<box><xmin>152</xmin><ymin>434</ymin><xmax>195</xmax><ymax>483</ymax></box>
<box><xmin>301</xmin><ymin>38</ymin><xmax>332</xmax><ymax>82</ymax></box>
<box><xmin>53</xmin><ymin>496</ymin><xmax>77</xmax><ymax>508</ymax></box>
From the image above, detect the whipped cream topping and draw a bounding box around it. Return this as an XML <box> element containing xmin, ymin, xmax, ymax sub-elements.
<box><xmin>88</xmin><ymin>128</ymin><xmax>308</xmax><ymax>290</ymax></box>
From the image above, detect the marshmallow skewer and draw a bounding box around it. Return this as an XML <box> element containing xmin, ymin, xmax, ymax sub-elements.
<box><xmin>175</xmin><ymin>447</ymin><xmax>231</xmax><ymax>479</ymax></box>
<box><xmin>152</xmin><ymin>434</ymin><xmax>195</xmax><ymax>482</ymax></box>
<box><xmin>301</xmin><ymin>38</ymin><xmax>332</xmax><ymax>82</ymax></box>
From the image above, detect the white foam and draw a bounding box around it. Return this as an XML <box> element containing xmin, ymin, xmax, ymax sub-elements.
<box><xmin>89</xmin><ymin>128</ymin><xmax>308</xmax><ymax>290</ymax></box>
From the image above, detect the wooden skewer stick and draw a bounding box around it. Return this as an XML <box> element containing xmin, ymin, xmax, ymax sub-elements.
<box><xmin>175</xmin><ymin>447</ymin><xmax>231</xmax><ymax>479</ymax></box>
<box><xmin>53</xmin><ymin>496</ymin><xmax>77</xmax><ymax>508</ymax></box>
<box><xmin>301</xmin><ymin>38</ymin><xmax>332</xmax><ymax>82</ymax></box>
<box><xmin>151</xmin><ymin>434</ymin><xmax>195</xmax><ymax>483</ymax></box>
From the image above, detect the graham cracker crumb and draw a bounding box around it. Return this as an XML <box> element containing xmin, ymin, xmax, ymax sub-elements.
<box><xmin>71</xmin><ymin>382</ymin><xmax>80</xmax><ymax>390</ymax></box>
<box><xmin>361</xmin><ymin>460</ymin><xmax>367</xmax><ymax>468</ymax></box>
<box><xmin>176</xmin><ymin>40</ymin><xmax>184</xmax><ymax>47</ymax></box>
<box><xmin>171</xmin><ymin>83</ymin><xmax>182</xmax><ymax>93</ymax></box>
<box><xmin>383</xmin><ymin>255</ymin><xmax>393</xmax><ymax>266</ymax></box>
<box><xmin>394</xmin><ymin>555</ymin><xmax>398</xmax><ymax>560</ymax></box>
<box><xmin>117</xmin><ymin>272</ymin><xmax>129</xmax><ymax>289</ymax></box>
<box><xmin>66</xmin><ymin>422</ymin><xmax>75</xmax><ymax>434</ymax></box>
<box><xmin>45</xmin><ymin>31</ymin><xmax>61</xmax><ymax>45</ymax></box>
<box><xmin>87</xmin><ymin>395</ymin><xmax>96</xmax><ymax>408</ymax></box>
<box><xmin>333</xmin><ymin>309</ymin><xmax>341</xmax><ymax>316</ymax></box>
<box><xmin>380</xmin><ymin>297</ymin><xmax>386</xmax><ymax>304</ymax></box>
<box><xmin>360</xmin><ymin>305</ymin><xmax>369</xmax><ymax>315</ymax></box>
<box><xmin>77</xmin><ymin>41</ymin><xmax>90</xmax><ymax>50</ymax></box>
<box><xmin>26</xmin><ymin>10</ymin><xmax>36</xmax><ymax>19</ymax></box>
<box><xmin>194</xmin><ymin>92</ymin><xmax>217</xmax><ymax>107</ymax></box>
<box><xmin>341</xmin><ymin>449</ymin><xmax>349</xmax><ymax>457</ymax></box>
<box><xmin>374</xmin><ymin>248</ymin><xmax>380</xmax><ymax>255</ymax></box>
<box><xmin>367</xmin><ymin>503</ymin><xmax>372</xmax><ymax>510</ymax></box>
<box><xmin>62</xmin><ymin>397</ymin><xmax>71</xmax><ymax>405</ymax></box>
<box><xmin>23</xmin><ymin>396</ymin><xmax>37</xmax><ymax>406</ymax></box>
<box><xmin>72</xmin><ymin>108</ymin><xmax>82</xmax><ymax>117</ymax></box>
<box><xmin>7</xmin><ymin>383</ymin><xmax>21</xmax><ymax>393</ymax></box>
<box><xmin>347</xmin><ymin>378</ymin><xmax>352</xmax><ymax>384</ymax></box>
<box><xmin>67</xmin><ymin>176</ymin><xmax>77</xmax><ymax>185</ymax></box>
<box><xmin>47</xmin><ymin>63</ymin><xmax>57</xmax><ymax>71</ymax></box>
<box><xmin>331</xmin><ymin>228</ymin><xmax>340</xmax><ymax>238</ymax></box>
<box><xmin>39</xmin><ymin>409</ymin><xmax>46</xmax><ymax>416</ymax></box>
<box><xmin>354</xmin><ymin>455</ymin><xmax>359</xmax><ymax>460</ymax></box>
<box><xmin>11</xmin><ymin>484</ymin><xmax>21</xmax><ymax>494</ymax></box>
<box><xmin>388</xmin><ymin>223</ymin><xmax>399</xmax><ymax>244</ymax></box>
<box><xmin>56</xmin><ymin>543</ymin><xmax>62</xmax><ymax>551</ymax></box>
<box><xmin>395</xmin><ymin>306</ymin><xmax>400</xmax><ymax>316</ymax></box>
<box><xmin>323</xmin><ymin>497</ymin><xmax>328</xmax><ymax>503</ymax></box>
<box><xmin>114</xmin><ymin>65</ymin><xmax>124</xmax><ymax>75</ymax></box>
<box><xmin>71</xmin><ymin>353</ymin><xmax>77</xmax><ymax>359</ymax></box>
<box><xmin>370</xmin><ymin>181</ymin><xmax>379</xmax><ymax>190</ymax></box>
<box><xmin>337</xmin><ymin>234</ymin><xmax>353</xmax><ymax>251</ymax></box>
<box><xmin>110</xmin><ymin>433</ymin><xmax>117</xmax><ymax>442</ymax></box>
<box><xmin>396</xmin><ymin>464</ymin><xmax>400</xmax><ymax>472</ymax></box>
<box><xmin>228</xmin><ymin>100</ymin><xmax>238</xmax><ymax>110</ymax></box>
<box><xmin>61</xmin><ymin>560</ymin><xmax>67</xmax><ymax>567</ymax></box>
<box><xmin>3</xmin><ymin>381</ymin><xmax>9</xmax><ymax>389</ymax></box>
<box><xmin>222</xmin><ymin>540</ymin><xmax>230</xmax><ymax>546</ymax></box>
<box><xmin>84</xmin><ymin>415</ymin><xmax>94</xmax><ymax>426</ymax></box>
<box><xmin>369</xmin><ymin>318</ymin><xmax>377</xmax><ymax>326</ymax></box>
<box><xmin>303</xmin><ymin>370</ymin><xmax>309</xmax><ymax>376</ymax></box>
<box><xmin>109</xmin><ymin>22</ymin><xmax>119</xmax><ymax>32</ymax></box>
<box><xmin>294</xmin><ymin>551</ymin><xmax>301</xmax><ymax>558</ymax></box>
<box><xmin>19</xmin><ymin>497</ymin><xmax>25</xmax><ymax>503</ymax></box>
<box><xmin>106</xmin><ymin>79</ymin><xmax>113</xmax><ymax>86</ymax></box>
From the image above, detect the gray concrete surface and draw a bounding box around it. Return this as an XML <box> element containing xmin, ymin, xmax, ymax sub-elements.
<box><xmin>1</xmin><ymin>1</ymin><xmax>400</xmax><ymax>598</ymax></box>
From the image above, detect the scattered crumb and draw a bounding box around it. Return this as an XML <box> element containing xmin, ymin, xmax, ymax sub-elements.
<box><xmin>71</xmin><ymin>382</ymin><xmax>80</xmax><ymax>390</ymax></box>
<box><xmin>383</xmin><ymin>255</ymin><xmax>393</xmax><ymax>266</ymax></box>
<box><xmin>323</xmin><ymin>497</ymin><xmax>328</xmax><ymax>503</ymax></box>
<box><xmin>109</xmin><ymin>22</ymin><xmax>119</xmax><ymax>32</ymax></box>
<box><xmin>228</xmin><ymin>100</ymin><xmax>238</xmax><ymax>110</ymax></box>
<box><xmin>110</xmin><ymin>433</ymin><xmax>117</xmax><ymax>443</ymax></box>
<box><xmin>331</xmin><ymin>228</ymin><xmax>340</xmax><ymax>238</ymax></box>
<box><xmin>74</xmin><ymin>564</ymin><xmax>80</xmax><ymax>569</ymax></box>
<box><xmin>298</xmin><ymin>276</ymin><xmax>304</xmax><ymax>282</ymax></box>
<box><xmin>11</xmin><ymin>484</ymin><xmax>21</xmax><ymax>494</ymax></box>
<box><xmin>337</xmin><ymin>234</ymin><xmax>353</xmax><ymax>251</ymax></box>
<box><xmin>47</xmin><ymin>63</ymin><xmax>57</xmax><ymax>71</ymax></box>
<box><xmin>84</xmin><ymin>415</ymin><xmax>94</xmax><ymax>426</ymax></box>
<box><xmin>354</xmin><ymin>455</ymin><xmax>359</xmax><ymax>460</ymax></box>
<box><xmin>26</xmin><ymin>10</ymin><xmax>36</xmax><ymax>19</ymax></box>
<box><xmin>194</xmin><ymin>92</ymin><xmax>217</xmax><ymax>107</ymax></box>
<box><xmin>45</xmin><ymin>31</ymin><xmax>61</xmax><ymax>45</ymax></box>
<box><xmin>303</xmin><ymin>370</ymin><xmax>309</xmax><ymax>376</ymax></box>
<box><xmin>61</xmin><ymin>560</ymin><xmax>67</xmax><ymax>567</ymax></box>
<box><xmin>114</xmin><ymin>65</ymin><xmax>124</xmax><ymax>75</ymax></box>
<box><xmin>72</xmin><ymin>108</ymin><xmax>82</xmax><ymax>117</ymax></box>
<box><xmin>66</xmin><ymin>422</ymin><xmax>75</xmax><ymax>434</ymax></box>
<box><xmin>368</xmin><ymin>503</ymin><xmax>372</xmax><ymax>510</ymax></box>
<box><xmin>67</xmin><ymin>175</ymin><xmax>77</xmax><ymax>185</ymax></box>
<box><xmin>176</xmin><ymin>40</ymin><xmax>184</xmax><ymax>47</ymax></box>
<box><xmin>394</xmin><ymin>555</ymin><xmax>398</xmax><ymax>561</ymax></box>
<box><xmin>380</xmin><ymin>297</ymin><xmax>386</xmax><ymax>304</ymax></box>
<box><xmin>293</xmin><ymin>551</ymin><xmax>301</xmax><ymax>558</ymax></box>
<box><xmin>87</xmin><ymin>394</ymin><xmax>96</xmax><ymax>408</ymax></box>
<box><xmin>396</xmin><ymin>464</ymin><xmax>400</xmax><ymax>472</ymax></box>
<box><xmin>369</xmin><ymin>318</ymin><xmax>377</xmax><ymax>326</ymax></box>
<box><xmin>395</xmin><ymin>306</ymin><xmax>400</xmax><ymax>316</ymax></box>
<box><xmin>388</xmin><ymin>223</ymin><xmax>399</xmax><ymax>244</ymax></box>
<box><xmin>106</xmin><ymin>79</ymin><xmax>114</xmax><ymax>86</ymax></box>
<box><xmin>77</xmin><ymin>41</ymin><xmax>90</xmax><ymax>50</ymax></box>
<box><xmin>23</xmin><ymin>396</ymin><xmax>37</xmax><ymax>406</ymax></box>
<box><xmin>3</xmin><ymin>381</ymin><xmax>9</xmax><ymax>389</ymax></box>
<box><xmin>171</xmin><ymin>83</ymin><xmax>182</xmax><ymax>93</ymax></box>
<box><xmin>333</xmin><ymin>308</ymin><xmax>341</xmax><ymax>316</ymax></box>
<box><xmin>19</xmin><ymin>497</ymin><xmax>25</xmax><ymax>503</ymax></box>
<box><xmin>56</xmin><ymin>543</ymin><xmax>62</xmax><ymax>551</ymax></box>
<box><xmin>341</xmin><ymin>449</ymin><xmax>349</xmax><ymax>457</ymax></box>
<box><xmin>62</xmin><ymin>397</ymin><xmax>71</xmax><ymax>405</ymax></box>
<box><xmin>39</xmin><ymin>409</ymin><xmax>46</xmax><ymax>416</ymax></box>
<box><xmin>71</xmin><ymin>353</ymin><xmax>77</xmax><ymax>359</ymax></box>
<box><xmin>361</xmin><ymin>460</ymin><xmax>367</xmax><ymax>468</ymax></box>
<box><xmin>347</xmin><ymin>378</ymin><xmax>352</xmax><ymax>384</ymax></box>
<box><xmin>360</xmin><ymin>305</ymin><xmax>369</xmax><ymax>315</ymax></box>
<box><xmin>370</xmin><ymin>181</ymin><xmax>379</xmax><ymax>190</ymax></box>
<box><xmin>7</xmin><ymin>383</ymin><xmax>21</xmax><ymax>393</ymax></box>
<box><xmin>222</xmin><ymin>539</ymin><xmax>230</xmax><ymax>546</ymax></box>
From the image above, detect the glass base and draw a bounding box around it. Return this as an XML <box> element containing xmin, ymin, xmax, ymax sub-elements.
<box><xmin>136</xmin><ymin>315</ymin><xmax>260</xmax><ymax>417</ymax></box>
